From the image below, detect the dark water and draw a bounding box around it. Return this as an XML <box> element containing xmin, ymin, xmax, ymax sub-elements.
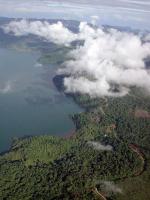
<box><xmin>0</xmin><ymin>48</ymin><xmax>81</xmax><ymax>152</ymax></box>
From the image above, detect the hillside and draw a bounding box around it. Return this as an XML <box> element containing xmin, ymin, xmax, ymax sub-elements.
<box><xmin>0</xmin><ymin>87</ymin><xmax>150</xmax><ymax>200</ymax></box>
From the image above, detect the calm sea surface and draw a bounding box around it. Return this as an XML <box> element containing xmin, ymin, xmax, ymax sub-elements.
<box><xmin>0</xmin><ymin>48</ymin><xmax>81</xmax><ymax>152</ymax></box>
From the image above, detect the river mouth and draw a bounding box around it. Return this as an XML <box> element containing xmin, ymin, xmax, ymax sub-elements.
<box><xmin>0</xmin><ymin>47</ymin><xmax>82</xmax><ymax>152</ymax></box>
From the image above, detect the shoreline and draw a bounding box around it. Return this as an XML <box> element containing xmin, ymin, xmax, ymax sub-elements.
<box><xmin>0</xmin><ymin>126</ymin><xmax>77</xmax><ymax>156</ymax></box>
<box><xmin>63</xmin><ymin>129</ymin><xmax>76</xmax><ymax>139</ymax></box>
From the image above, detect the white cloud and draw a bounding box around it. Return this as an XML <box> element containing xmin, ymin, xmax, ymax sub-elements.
<box><xmin>3</xmin><ymin>19</ymin><xmax>77</xmax><ymax>46</ymax></box>
<box><xmin>87</xmin><ymin>141</ymin><xmax>113</xmax><ymax>151</ymax></box>
<box><xmin>91</xmin><ymin>15</ymin><xmax>99</xmax><ymax>26</ymax></box>
<box><xmin>34</xmin><ymin>63</ymin><xmax>43</xmax><ymax>68</ymax></box>
<box><xmin>0</xmin><ymin>81</ymin><xmax>13</xmax><ymax>94</ymax></box>
<box><xmin>120</xmin><ymin>0</ymin><xmax>150</xmax><ymax>6</ymax></box>
<box><xmin>3</xmin><ymin>20</ymin><xmax>150</xmax><ymax>97</ymax></box>
<box><xmin>59</xmin><ymin>23</ymin><xmax>150</xmax><ymax>97</ymax></box>
<box><xmin>102</xmin><ymin>181</ymin><xmax>122</xmax><ymax>194</ymax></box>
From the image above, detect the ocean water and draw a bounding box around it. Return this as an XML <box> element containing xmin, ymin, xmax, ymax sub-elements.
<box><xmin>0</xmin><ymin>48</ymin><xmax>81</xmax><ymax>152</ymax></box>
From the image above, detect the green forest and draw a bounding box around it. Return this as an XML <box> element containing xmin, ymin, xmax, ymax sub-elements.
<box><xmin>0</xmin><ymin>85</ymin><xmax>150</xmax><ymax>200</ymax></box>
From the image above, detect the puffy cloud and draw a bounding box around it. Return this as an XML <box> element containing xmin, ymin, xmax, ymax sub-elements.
<box><xmin>3</xmin><ymin>19</ymin><xmax>77</xmax><ymax>46</ymax></box>
<box><xmin>59</xmin><ymin>23</ymin><xmax>150</xmax><ymax>97</ymax></box>
<box><xmin>87</xmin><ymin>141</ymin><xmax>113</xmax><ymax>151</ymax></box>
<box><xmin>3</xmin><ymin>19</ymin><xmax>150</xmax><ymax>97</ymax></box>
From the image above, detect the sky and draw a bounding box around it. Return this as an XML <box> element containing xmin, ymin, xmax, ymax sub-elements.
<box><xmin>0</xmin><ymin>0</ymin><xmax>150</xmax><ymax>29</ymax></box>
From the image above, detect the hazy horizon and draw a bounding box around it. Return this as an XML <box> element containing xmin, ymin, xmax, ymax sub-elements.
<box><xmin>0</xmin><ymin>0</ymin><xmax>150</xmax><ymax>30</ymax></box>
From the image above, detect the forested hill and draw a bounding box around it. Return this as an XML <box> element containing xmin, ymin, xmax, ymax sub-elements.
<box><xmin>0</xmin><ymin>86</ymin><xmax>150</xmax><ymax>200</ymax></box>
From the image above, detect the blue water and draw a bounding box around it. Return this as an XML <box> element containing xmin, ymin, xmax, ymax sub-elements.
<box><xmin>0</xmin><ymin>48</ymin><xmax>81</xmax><ymax>152</ymax></box>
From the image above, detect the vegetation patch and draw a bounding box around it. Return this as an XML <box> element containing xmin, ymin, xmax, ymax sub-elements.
<box><xmin>0</xmin><ymin>87</ymin><xmax>150</xmax><ymax>199</ymax></box>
